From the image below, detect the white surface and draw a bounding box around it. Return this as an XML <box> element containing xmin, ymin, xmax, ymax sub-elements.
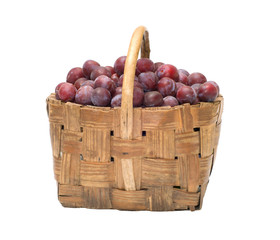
<box><xmin>1</xmin><ymin>0</ymin><xmax>279</xmax><ymax>239</ymax></box>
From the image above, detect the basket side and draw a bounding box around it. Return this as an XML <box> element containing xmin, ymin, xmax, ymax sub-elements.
<box><xmin>47</xmin><ymin>93</ymin><xmax>223</xmax><ymax>211</ymax></box>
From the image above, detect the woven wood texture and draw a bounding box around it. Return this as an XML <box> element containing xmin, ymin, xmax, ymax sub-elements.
<box><xmin>47</xmin><ymin>93</ymin><xmax>223</xmax><ymax>211</ymax></box>
<box><xmin>46</xmin><ymin>26</ymin><xmax>223</xmax><ymax>211</ymax></box>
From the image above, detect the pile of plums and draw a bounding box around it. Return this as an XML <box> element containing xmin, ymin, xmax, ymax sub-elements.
<box><xmin>55</xmin><ymin>56</ymin><xmax>220</xmax><ymax>107</ymax></box>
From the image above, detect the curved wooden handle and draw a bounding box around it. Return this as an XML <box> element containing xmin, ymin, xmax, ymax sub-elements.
<box><xmin>120</xmin><ymin>26</ymin><xmax>150</xmax><ymax>140</ymax></box>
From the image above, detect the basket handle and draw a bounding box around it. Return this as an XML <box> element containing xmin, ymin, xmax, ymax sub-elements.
<box><xmin>120</xmin><ymin>26</ymin><xmax>150</xmax><ymax>140</ymax></box>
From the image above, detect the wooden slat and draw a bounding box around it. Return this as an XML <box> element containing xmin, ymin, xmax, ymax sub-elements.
<box><xmin>200</xmin><ymin>123</ymin><xmax>216</xmax><ymax>157</ymax></box>
<box><xmin>53</xmin><ymin>156</ymin><xmax>61</xmax><ymax>182</ymax></box>
<box><xmin>59</xmin><ymin>184</ymin><xmax>83</xmax><ymax>196</ymax></box>
<box><xmin>132</xmin><ymin>158</ymin><xmax>142</xmax><ymax>190</ymax></box>
<box><xmin>113</xmin><ymin>108</ymin><xmax>121</xmax><ymax>138</ymax></box>
<box><xmin>212</xmin><ymin>122</ymin><xmax>222</xmax><ymax>168</ymax></box>
<box><xmin>113</xmin><ymin>106</ymin><xmax>144</xmax><ymax>139</ymax></box>
<box><xmin>147</xmin><ymin>186</ymin><xmax>174</xmax><ymax>211</ymax></box>
<box><xmin>83</xmin><ymin>128</ymin><xmax>111</xmax><ymax>162</ymax></box>
<box><xmin>142</xmin><ymin>158</ymin><xmax>179</xmax><ymax>187</ymax></box>
<box><xmin>142</xmin><ymin>108</ymin><xmax>178</xmax><ymax>130</ymax></box>
<box><xmin>198</xmin><ymin>182</ymin><xmax>209</xmax><ymax>210</ymax></box>
<box><xmin>80</xmin><ymin>161</ymin><xmax>114</xmax><ymax>188</ymax></box>
<box><xmin>111</xmin><ymin>189</ymin><xmax>147</xmax><ymax>210</ymax></box>
<box><xmin>83</xmin><ymin>187</ymin><xmax>112</xmax><ymax>209</ymax></box>
<box><xmin>175</xmin><ymin>132</ymin><xmax>200</xmax><ymax>156</ymax></box>
<box><xmin>111</xmin><ymin>138</ymin><xmax>144</xmax><ymax>159</ymax></box>
<box><xmin>199</xmin><ymin>155</ymin><xmax>213</xmax><ymax>185</ymax></box>
<box><xmin>47</xmin><ymin>97</ymin><xmax>64</xmax><ymax>124</ymax></box>
<box><xmin>80</xmin><ymin>107</ymin><xmax>113</xmax><ymax>129</ymax></box>
<box><xmin>178</xmin><ymin>155</ymin><xmax>188</xmax><ymax>189</ymax></box>
<box><xmin>59</xmin><ymin>196</ymin><xmax>84</xmax><ymax>208</ymax></box>
<box><xmin>187</xmin><ymin>155</ymin><xmax>200</xmax><ymax>192</ymax></box>
<box><xmin>191</xmin><ymin>101</ymin><xmax>220</xmax><ymax>127</ymax></box>
<box><xmin>60</xmin><ymin>153</ymin><xmax>80</xmax><ymax>185</ymax></box>
<box><xmin>50</xmin><ymin>123</ymin><xmax>62</xmax><ymax>181</ymax></box>
<box><xmin>58</xmin><ymin>184</ymin><xmax>84</xmax><ymax>208</ymax></box>
<box><xmin>173</xmin><ymin>189</ymin><xmax>200</xmax><ymax>207</ymax></box>
<box><xmin>64</xmin><ymin>103</ymin><xmax>81</xmax><ymax>131</ymax></box>
<box><xmin>214</xmin><ymin>122</ymin><xmax>222</xmax><ymax>147</ymax></box>
<box><xmin>173</xmin><ymin>203</ymin><xmax>189</xmax><ymax>210</ymax></box>
<box><xmin>146</xmin><ymin>130</ymin><xmax>175</xmax><ymax>159</ymax></box>
<box><xmin>132</xmin><ymin>108</ymin><xmax>142</xmax><ymax>139</ymax></box>
<box><xmin>175</xmin><ymin>104</ymin><xmax>194</xmax><ymax>133</ymax></box>
<box><xmin>61</xmin><ymin>130</ymin><xmax>82</xmax><ymax>154</ymax></box>
<box><xmin>114</xmin><ymin>158</ymin><xmax>125</xmax><ymax>190</ymax></box>
<box><xmin>216</xmin><ymin>96</ymin><xmax>224</xmax><ymax>125</ymax></box>
<box><xmin>119</xmin><ymin>158</ymin><xmax>142</xmax><ymax>191</ymax></box>
<box><xmin>49</xmin><ymin>123</ymin><xmax>62</xmax><ymax>158</ymax></box>
<box><xmin>121</xmin><ymin>159</ymin><xmax>136</xmax><ymax>190</ymax></box>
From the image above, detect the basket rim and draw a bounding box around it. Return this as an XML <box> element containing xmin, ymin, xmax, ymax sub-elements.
<box><xmin>47</xmin><ymin>93</ymin><xmax>223</xmax><ymax>112</ymax></box>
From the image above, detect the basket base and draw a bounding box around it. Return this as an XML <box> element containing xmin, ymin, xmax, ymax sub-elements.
<box><xmin>57</xmin><ymin>183</ymin><xmax>208</xmax><ymax>211</ymax></box>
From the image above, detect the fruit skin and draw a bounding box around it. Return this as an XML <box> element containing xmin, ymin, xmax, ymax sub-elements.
<box><xmin>83</xmin><ymin>60</ymin><xmax>100</xmax><ymax>78</ymax></box>
<box><xmin>178</xmin><ymin>71</ymin><xmax>189</xmax><ymax>85</ymax></box>
<box><xmin>58</xmin><ymin>57</ymin><xmax>220</xmax><ymax>108</ymax></box>
<box><xmin>176</xmin><ymin>85</ymin><xmax>197</xmax><ymax>104</ymax></box>
<box><xmin>162</xmin><ymin>96</ymin><xmax>179</xmax><ymax>107</ymax></box>
<box><xmin>111</xmin><ymin>94</ymin><xmax>122</xmax><ymax>107</ymax></box>
<box><xmin>154</xmin><ymin>62</ymin><xmax>164</xmax><ymax>71</ymax></box>
<box><xmin>208</xmin><ymin>81</ymin><xmax>220</xmax><ymax>95</ymax></box>
<box><xmin>192</xmin><ymin>97</ymin><xmax>200</xmax><ymax>105</ymax></box>
<box><xmin>111</xmin><ymin>73</ymin><xmax>119</xmax><ymax>85</ymax></box>
<box><xmin>143</xmin><ymin>91</ymin><xmax>163</xmax><ymax>107</ymax></box>
<box><xmin>75</xmin><ymin>86</ymin><xmax>94</xmax><ymax>105</ymax></box>
<box><xmin>94</xmin><ymin>75</ymin><xmax>116</xmax><ymax>95</ymax></box>
<box><xmin>105</xmin><ymin>66</ymin><xmax>115</xmax><ymax>75</ymax></box>
<box><xmin>66</xmin><ymin>67</ymin><xmax>84</xmax><ymax>84</ymax></box>
<box><xmin>74</xmin><ymin>77</ymin><xmax>87</xmax><ymax>89</ymax></box>
<box><xmin>133</xmin><ymin>87</ymin><xmax>144</xmax><ymax>107</ymax></box>
<box><xmin>197</xmin><ymin>82</ymin><xmax>218</xmax><ymax>102</ymax></box>
<box><xmin>58</xmin><ymin>83</ymin><xmax>77</xmax><ymax>102</ymax></box>
<box><xmin>191</xmin><ymin>83</ymin><xmax>201</xmax><ymax>94</ymax></box>
<box><xmin>138</xmin><ymin>72</ymin><xmax>158</xmax><ymax>91</ymax></box>
<box><xmin>156</xmin><ymin>64</ymin><xmax>179</xmax><ymax>81</ymax></box>
<box><xmin>114</xmin><ymin>56</ymin><xmax>126</xmax><ymax>77</ymax></box>
<box><xmin>90</xmin><ymin>66</ymin><xmax>111</xmax><ymax>80</ymax></box>
<box><xmin>136</xmin><ymin>58</ymin><xmax>155</xmax><ymax>75</ymax></box>
<box><xmin>157</xmin><ymin>77</ymin><xmax>176</xmax><ymax>97</ymax></box>
<box><xmin>187</xmin><ymin>72</ymin><xmax>207</xmax><ymax>85</ymax></box>
<box><xmin>178</xmin><ymin>69</ymin><xmax>190</xmax><ymax>76</ymax></box>
<box><xmin>91</xmin><ymin>87</ymin><xmax>111</xmax><ymax>107</ymax></box>
<box><xmin>112</xmin><ymin>87</ymin><xmax>122</xmax><ymax>97</ymax></box>
<box><xmin>55</xmin><ymin>82</ymin><xmax>65</xmax><ymax>100</ymax></box>
<box><xmin>175</xmin><ymin>82</ymin><xmax>185</xmax><ymax>93</ymax></box>
<box><xmin>81</xmin><ymin>80</ymin><xmax>95</xmax><ymax>89</ymax></box>
<box><xmin>133</xmin><ymin>81</ymin><xmax>144</xmax><ymax>89</ymax></box>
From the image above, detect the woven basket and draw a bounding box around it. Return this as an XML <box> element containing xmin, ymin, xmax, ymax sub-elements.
<box><xmin>46</xmin><ymin>26</ymin><xmax>223</xmax><ymax>211</ymax></box>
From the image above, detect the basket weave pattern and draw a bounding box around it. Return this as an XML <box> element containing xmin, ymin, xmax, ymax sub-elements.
<box><xmin>47</xmin><ymin>93</ymin><xmax>223</xmax><ymax>211</ymax></box>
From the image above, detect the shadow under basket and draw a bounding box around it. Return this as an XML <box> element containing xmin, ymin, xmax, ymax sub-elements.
<box><xmin>46</xmin><ymin>26</ymin><xmax>224</xmax><ymax>211</ymax></box>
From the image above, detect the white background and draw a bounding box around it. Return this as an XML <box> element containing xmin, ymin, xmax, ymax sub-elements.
<box><xmin>1</xmin><ymin>0</ymin><xmax>280</xmax><ymax>239</ymax></box>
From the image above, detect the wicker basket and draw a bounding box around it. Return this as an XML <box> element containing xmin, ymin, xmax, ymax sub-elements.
<box><xmin>46</xmin><ymin>26</ymin><xmax>223</xmax><ymax>211</ymax></box>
